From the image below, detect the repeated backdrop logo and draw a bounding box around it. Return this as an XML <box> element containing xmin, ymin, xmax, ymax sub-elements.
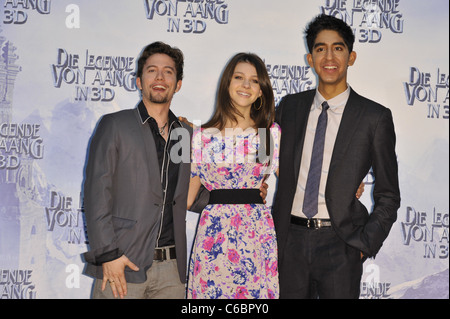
<box><xmin>2</xmin><ymin>0</ymin><xmax>51</xmax><ymax>24</ymax></box>
<box><xmin>0</xmin><ymin>36</ymin><xmax>37</xmax><ymax>300</ymax></box>
<box><xmin>266</xmin><ymin>63</ymin><xmax>314</xmax><ymax>106</ymax></box>
<box><xmin>1</xmin><ymin>0</ymin><xmax>55</xmax><ymax>299</ymax></box>
<box><xmin>143</xmin><ymin>0</ymin><xmax>229</xmax><ymax>34</ymax></box>
<box><xmin>403</xmin><ymin>67</ymin><xmax>449</xmax><ymax>119</ymax></box>
<box><xmin>401</xmin><ymin>207</ymin><xmax>449</xmax><ymax>259</ymax></box>
<box><xmin>320</xmin><ymin>0</ymin><xmax>404</xmax><ymax>43</ymax></box>
<box><xmin>51</xmin><ymin>49</ymin><xmax>137</xmax><ymax>103</ymax></box>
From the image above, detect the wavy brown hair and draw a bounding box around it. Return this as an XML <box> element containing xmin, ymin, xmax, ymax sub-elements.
<box><xmin>137</xmin><ymin>41</ymin><xmax>184</xmax><ymax>82</ymax></box>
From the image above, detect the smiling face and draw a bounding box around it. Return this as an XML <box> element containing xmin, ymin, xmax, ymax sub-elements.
<box><xmin>228</xmin><ymin>62</ymin><xmax>262</xmax><ymax>112</ymax></box>
<box><xmin>136</xmin><ymin>53</ymin><xmax>182</xmax><ymax>106</ymax></box>
<box><xmin>307</xmin><ymin>29</ymin><xmax>357</xmax><ymax>97</ymax></box>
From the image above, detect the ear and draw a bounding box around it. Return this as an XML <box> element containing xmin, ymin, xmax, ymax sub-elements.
<box><xmin>175</xmin><ymin>80</ymin><xmax>182</xmax><ymax>93</ymax></box>
<box><xmin>136</xmin><ymin>77</ymin><xmax>142</xmax><ymax>90</ymax></box>
<box><xmin>348</xmin><ymin>51</ymin><xmax>357</xmax><ymax>66</ymax></box>
<box><xmin>306</xmin><ymin>53</ymin><xmax>314</xmax><ymax>68</ymax></box>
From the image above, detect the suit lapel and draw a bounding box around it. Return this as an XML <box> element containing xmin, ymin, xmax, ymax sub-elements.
<box><xmin>172</xmin><ymin>121</ymin><xmax>192</xmax><ymax>198</ymax></box>
<box><xmin>134</xmin><ymin>108</ymin><xmax>164</xmax><ymax>197</ymax></box>
<box><xmin>293</xmin><ymin>91</ymin><xmax>315</xmax><ymax>183</ymax></box>
<box><xmin>329</xmin><ymin>89</ymin><xmax>365</xmax><ymax>174</ymax></box>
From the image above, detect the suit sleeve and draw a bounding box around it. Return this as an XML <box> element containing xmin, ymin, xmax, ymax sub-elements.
<box><xmin>275</xmin><ymin>98</ymin><xmax>284</xmax><ymax>125</ymax></box>
<box><xmin>362</xmin><ymin>108</ymin><xmax>401</xmax><ymax>257</ymax></box>
<box><xmin>188</xmin><ymin>128</ymin><xmax>210</xmax><ymax>214</ymax></box>
<box><xmin>83</xmin><ymin>115</ymin><xmax>123</xmax><ymax>265</ymax></box>
<box><xmin>189</xmin><ymin>185</ymin><xmax>210</xmax><ymax>214</ymax></box>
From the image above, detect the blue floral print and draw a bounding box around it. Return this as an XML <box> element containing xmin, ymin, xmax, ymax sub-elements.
<box><xmin>187</xmin><ymin>124</ymin><xmax>281</xmax><ymax>299</ymax></box>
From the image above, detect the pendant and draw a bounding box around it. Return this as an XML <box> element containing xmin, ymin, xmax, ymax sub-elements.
<box><xmin>159</xmin><ymin>122</ymin><xmax>168</xmax><ymax>136</ymax></box>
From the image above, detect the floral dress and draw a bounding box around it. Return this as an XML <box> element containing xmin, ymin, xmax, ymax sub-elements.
<box><xmin>187</xmin><ymin>123</ymin><xmax>281</xmax><ymax>299</ymax></box>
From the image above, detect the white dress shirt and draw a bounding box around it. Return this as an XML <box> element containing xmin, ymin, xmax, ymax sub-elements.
<box><xmin>291</xmin><ymin>86</ymin><xmax>351</xmax><ymax>219</ymax></box>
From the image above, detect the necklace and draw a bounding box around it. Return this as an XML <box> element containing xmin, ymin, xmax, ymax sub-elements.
<box><xmin>158</xmin><ymin>122</ymin><xmax>168</xmax><ymax>136</ymax></box>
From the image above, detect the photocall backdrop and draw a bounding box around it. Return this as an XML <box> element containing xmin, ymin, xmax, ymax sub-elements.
<box><xmin>0</xmin><ymin>0</ymin><xmax>448</xmax><ymax>299</ymax></box>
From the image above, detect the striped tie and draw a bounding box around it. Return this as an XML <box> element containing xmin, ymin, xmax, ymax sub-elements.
<box><xmin>302</xmin><ymin>101</ymin><xmax>329</xmax><ymax>219</ymax></box>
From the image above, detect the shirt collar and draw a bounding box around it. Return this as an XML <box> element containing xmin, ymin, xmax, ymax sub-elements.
<box><xmin>313</xmin><ymin>85</ymin><xmax>351</xmax><ymax>111</ymax></box>
<box><xmin>138</xmin><ymin>101</ymin><xmax>181</xmax><ymax>127</ymax></box>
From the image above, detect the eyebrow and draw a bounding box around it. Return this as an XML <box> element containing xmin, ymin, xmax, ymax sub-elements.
<box><xmin>314</xmin><ymin>41</ymin><xmax>347</xmax><ymax>49</ymax></box>
<box><xmin>146</xmin><ymin>65</ymin><xmax>176</xmax><ymax>71</ymax></box>
<box><xmin>233</xmin><ymin>71</ymin><xmax>258</xmax><ymax>77</ymax></box>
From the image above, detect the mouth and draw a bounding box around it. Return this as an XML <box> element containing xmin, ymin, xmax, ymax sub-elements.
<box><xmin>152</xmin><ymin>84</ymin><xmax>167</xmax><ymax>92</ymax></box>
<box><xmin>237</xmin><ymin>91</ymin><xmax>252</xmax><ymax>98</ymax></box>
<box><xmin>323</xmin><ymin>65</ymin><xmax>338</xmax><ymax>70</ymax></box>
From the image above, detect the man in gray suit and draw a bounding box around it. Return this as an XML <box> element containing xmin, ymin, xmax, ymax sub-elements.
<box><xmin>83</xmin><ymin>42</ymin><xmax>192</xmax><ymax>299</ymax></box>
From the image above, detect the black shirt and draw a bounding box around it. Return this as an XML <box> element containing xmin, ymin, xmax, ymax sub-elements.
<box><xmin>138</xmin><ymin>101</ymin><xmax>181</xmax><ymax>248</ymax></box>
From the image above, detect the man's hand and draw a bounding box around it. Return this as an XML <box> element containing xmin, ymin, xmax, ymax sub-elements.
<box><xmin>102</xmin><ymin>255</ymin><xmax>139</xmax><ymax>299</ymax></box>
<box><xmin>260</xmin><ymin>182</ymin><xmax>269</xmax><ymax>204</ymax></box>
<box><xmin>178</xmin><ymin>116</ymin><xmax>193</xmax><ymax>128</ymax></box>
<box><xmin>356</xmin><ymin>182</ymin><xmax>365</xmax><ymax>199</ymax></box>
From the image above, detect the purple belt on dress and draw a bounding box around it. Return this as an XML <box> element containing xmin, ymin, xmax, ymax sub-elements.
<box><xmin>208</xmin><ymin>189</ymin><xmax>264</xmax><ymax>205</ymax></box>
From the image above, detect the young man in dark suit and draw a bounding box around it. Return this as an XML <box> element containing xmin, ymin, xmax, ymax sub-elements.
<box><xmin>272</xmin><ymin>14</ymin><xmax>400</xmax><ymax>299</ymax></box>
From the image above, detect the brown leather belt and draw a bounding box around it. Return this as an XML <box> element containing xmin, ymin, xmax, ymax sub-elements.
<box><xmin>291</xmin><ymin>215</ymin><xmax>332</xmax><ymax>229</ymax></box>
<box><xmin>153</xmin><ymin>246</ymin><xmax>176</xmax><ymax>261</ymax></box>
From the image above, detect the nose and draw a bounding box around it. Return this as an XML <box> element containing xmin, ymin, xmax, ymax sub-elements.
<box><xmin>242</xmin><ymin>78</ymin><xmax>251</xmax><ymax>88</ymax></box>
<box><xmin>325</xmin><ymin>48</ymin><xmax>334</xmax><ymax>60</ymax></box>
<box><xmin>155</xmin><ymin>70</ymin><xmax>164</xmax><ymax>81</ymax></box>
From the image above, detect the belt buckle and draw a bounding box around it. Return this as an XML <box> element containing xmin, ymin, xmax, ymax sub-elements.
<box><xmin>307</xmin><ymin>219</ymin><xmax>322</xmax><ymax>229</ymax></box>
<box><xmin>316</xmin><ymin>219</ymin><xmax>322</xmax><ymax>229</ymax></box>
<box><xmin>154</xmin><ymin>247</ymin><xmax>166</xmax><ymax>261</ymax></box>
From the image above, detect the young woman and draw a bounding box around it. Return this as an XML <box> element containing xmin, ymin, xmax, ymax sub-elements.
<box><xmin>186</xmin><ymin>53</ymin><xmax>281</xmax><ymax>299</ymax></box>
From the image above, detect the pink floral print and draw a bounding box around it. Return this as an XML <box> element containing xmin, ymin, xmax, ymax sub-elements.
<box><xmin>187</xmin><ymin>124</ymin><xmax>281</xmax><ymax>299</ymax></box>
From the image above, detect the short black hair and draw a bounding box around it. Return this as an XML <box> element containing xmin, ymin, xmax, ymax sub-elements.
<box><xmin>305</xmin><ymin>14</ymin><xmax>355</xmax><ymax>53</ymax></box>
<box><xmin>137</xmin><ymin>42</ymin><xmax>184</xmax><ymax>82</ymax></box>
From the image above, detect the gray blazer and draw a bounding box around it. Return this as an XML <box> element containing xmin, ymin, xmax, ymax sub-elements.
<box><xmin>83</xmin><ymin>105</ymin><xmax>192</xmax><ymax>284</ymax></box>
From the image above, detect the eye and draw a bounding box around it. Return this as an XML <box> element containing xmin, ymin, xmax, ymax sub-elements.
<box><xmin>316</xmin><ymin>47</ymin><xmax>325</xmax><ymax>53</ymax></box>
